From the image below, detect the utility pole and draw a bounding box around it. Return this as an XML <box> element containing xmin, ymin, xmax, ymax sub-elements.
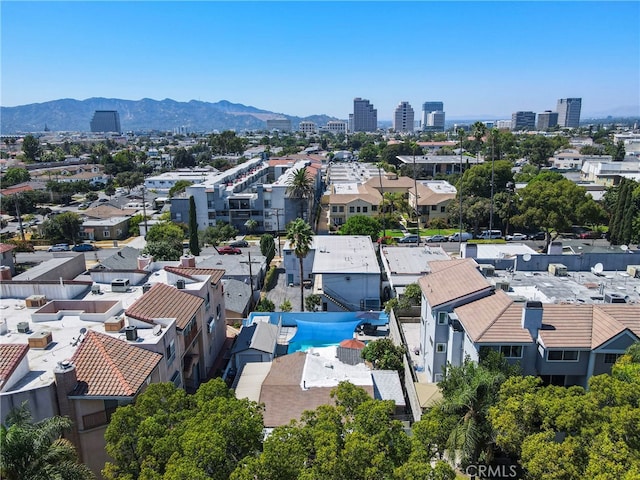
<box><xmin>15</xmin><ymin>193</ymin><xmax>25</xmax><ymax>242</ymax></box>
<box><xmin>412</xmin><ymin>143</ymin><xmax>421</xmax><ymax>245</ymax></box>
<box><xmin>489</xmin><ymin>134</ymin><xmax>495</xmax><ymax>234</ymax></box>
<box><xmin>141</xmin><ymin>187</ymin><xmax>149</xmax><ymax>239</ymax></box>
<box><xmin>458</xmin><ymin>129</ymin><xmax>465</xmax><ymax>251</ymax></box>
<box><xmin>240</xmin><ymin>252</ymin><xmax>260</xmax><ymax>310</ymax></box>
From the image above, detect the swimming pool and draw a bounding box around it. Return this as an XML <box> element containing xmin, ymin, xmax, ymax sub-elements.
<box><xmin>287</xmin><ymin>317</ymin><xmax>363</xmax><ymax>353</ymax></box>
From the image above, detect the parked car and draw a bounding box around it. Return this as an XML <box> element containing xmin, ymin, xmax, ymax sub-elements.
<box><xmin>426</xmin><ymin>234</ymin><xmax>448</xmax><ymax>243</ymax></box>
<box><xmin>72</xmin><ymin>243</ymin><xmax>97</xmax><ymax>252</ymax></box>
<box><xmin>530</xmin><ymin>231</ymin><xmax>547</xmax><ymax>241</ymax></box>
<box><xmin>48</xmin><ymin>243</ymin><xmax>70</xmax><ymax>252</ymax></box>
<box><xmin>578</xmin><ymin>231</ymin><xmax>601</xmax><ymax>239</ymax></box>
<box><xmin>477</xmin><ymin>230</ymin><xmax>503</xmax><ymax>240</ymax></box>
<box><xmin>229</xmin><ymin>239</ymin><xmax>249</xmax><ymax>248</ymax></box>
<box><xmin>448</xmin><ymin>232</ymin><xmax>473</xmax><ymax>242</ymax></box>
<box><xmin>398</xmin><ymin>234</ymin><xmax>419</xmax><ymax>244</ymax></box>
<box><xmin>506</xmin><ymin>233</ymin><xmax>528</xmax><ymax>241</ymax></box>
<box><xmin>98</xmin><ymin>198</ymin><xmax>110</xmax><ymax>203</ymax></box>
<box><xmin>217</xmin><ymin>246</ymin><xmax>241</xmax><ymax>255</ymax></box>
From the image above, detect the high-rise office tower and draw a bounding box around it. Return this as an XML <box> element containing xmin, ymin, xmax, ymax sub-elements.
<box><xmin>421</xmin><ymin>101</ymin><xmax>445</xmax><ymax>131</ymax></box>
<box><xmin>557</xmin><ymin>98</ymin><xmax>582</xmax><ymax>128</ymax></box>
<box><xmin>393</xmin><ymin>101</ymin><xmax>414</xmax><ymax>133</ymax></box>
<box><xmin>90</xmin><ymin>110</ymin><xmax>121</xmax><ymax>133</ymax></box>
<box><xmin>511</xmin><ymin>111</ymin><xmax>536</xmax><ymax>131</ymax></box>
<box><xmin>352</xmin><ymin>98</ymin><xmax>377</xmax><ymax>132</ymax></box>
<box><xmin>537</xmin><ymin>110</ymin><xmax>559</xmax><ymax>130</ymax></box>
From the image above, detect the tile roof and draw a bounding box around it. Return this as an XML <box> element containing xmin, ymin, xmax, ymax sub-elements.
<box><xmin>0</xmin><ymin>344</ymin><xmax>29</xmax><ymax>389</ymax></box>
<box><xmin>259</xmin><ymin>353</ymin><xmax>374</xmax><ymax>427</ymax></box>
<box><xmin>410</xmin><ymin>182</ymin><xmax>456</xmax><ymax>206</ymax></box>
<box><xmin>419</xmin><ymin>259</ymin><xmax>491</xmax><ymax>307</ymax></box>
<box><xmin>164</xmin><ymin>266</ymin><xmax>225</xmax><ymax>284</ymax></box>
<box><xmin>126</xmin><ymin>282</ymin><xmax>203</xmax><ymax>329</ymax></box>
<box><xmin>70</xmin><ymin>331</ymin><xmax>162</xmax><ymax>397</ymax></box>
<box><xmin>0</xmin><ymin>243</ymin><xmax>16</xmax><ymax>254</ymax></box>
<box><xmin>455</xmin><ymin>290</ymin><xmax>533</xmax><ymax>343</ymax></box>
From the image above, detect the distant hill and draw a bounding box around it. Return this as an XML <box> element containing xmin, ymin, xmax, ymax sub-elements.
<box><xmin>0</xmin><ymin>97</ymin><xmax>342</xmax><ymax>134</ymax></box>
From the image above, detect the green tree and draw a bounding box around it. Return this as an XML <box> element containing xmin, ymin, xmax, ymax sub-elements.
<box><xmin>520</xmin><ymin>135</ymin><xmax>559</xmax><ymax>168</ymax></box>
<box><xmin>512</xmin><ymin>174</ymin><xmax>605</xmax><ymax>249</ymax></box>
<box><xmin>244</xmin><ymin>218</ymin><xmax>258</xmax><ymax>234</ymax></box>
<box><xmin>168</xmin><ymin>180</ymin><xmax>193</xmax><ymax>197</ymax></box>
<box><xmin>199</xmin><ymin>222</ymin><xmax>238</xmax><ymax>247</ymax></box>
<box><xmin>606</xmin><ymin>140</ymin><xmax>626</xmax><ymax>161</ymax></box>
<box><xmin>259</xmin><ymin>234</ymin><xmax>276</xmax><ymax>265</ymax></box>
<box><xmin>339</xmin><ymin>214</ymin><xmax>381</xmax><ymax>241</ymax></box>
<box><xmin>143</xmin><ymin>221</ymin><xmax>185</xmax><ymax>260</ymax></box>
<box><xmin>254</xmin><ymin>297</ymin><xmax>275</xmax><ymax>312</ymax></box>
<box><xmin>361</xmin><ymin>338</ymin><xmax>406</xmax><ymax>372</ymax></box>
<box><xmin>279</xmin><ymin>299</ymin><xmax>293</xmax><ymax>312</ymax></box>
<box><xmin>1</xmin><ymin>167</ymin><xmax>30</xmax><ymax>187</ymax></box>
<box><xmin>103</xmin><ymin>380</ymin><xmax>263</xmax><ymax>480</ymax></box>
<box><xmin>188</xmin><ymin>196</ymin><xmax>200</xmax><ymax>255</ymax></box>
<box><xmin>172</xmin><ymin>147</ymin><xmax>196</xmax><ymax>168</ymax></box>
<box><xmin>114</xmin><ymin>171</ymin><xmax>144</xmax><ymax>193</ymax></box>
<box><xmin>21</xmin><ymin>134</ymin><xmax>41</xmax><ymax>162</ymax></box>
<box><xmin>457</xmin><ymin>160</ymin><xmax>514</xmax><ymax>199</ymax></box>
<box><xmin>304</xmin><ymin>293</ymin><xmax>321</xmax><ymax>312</ymax></box>
<box><xmin>286</xmin><ymin>166</ymin><xmax>314</xmax><ymax>221</ymax></box>
<box><xmin>0</xmin><ymin>403</ymin><xmax>94</xmax><ymax>480</ymax></box>
<box><xmin>285</xmin><ymin>218</ymin><xmax>314</xmax><ymax>311</ymax></box>
<box><xmin>358</xmin><ymin>143</ymin><xmax>379</xmax><ymax>163</ymax></box>
<box><xmin>41</xmin><ymin>211</ymin><xmax>82</xmax><ymax>244</ymax></box>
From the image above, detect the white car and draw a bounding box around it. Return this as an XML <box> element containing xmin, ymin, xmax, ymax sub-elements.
<box><xmin>506</xmin><ymin>233</ymin><xmax>528</xmax><ymax>241</ymax></box>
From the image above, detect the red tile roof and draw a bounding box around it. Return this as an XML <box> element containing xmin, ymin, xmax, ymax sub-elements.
<box><xmin>0</xmin><ymin>243</ymin><xmax>16</xmax><ymax>254</ymax></box>
<box><xmin>70</xmin><ymin>331</ymin><xmax>162</xmax><ymax>397</ymax></box>
<box><xmin>0</xmin><ymin>344</ymin><xmax>29</xmax><ymax>389</ymax></box>
<box><xmin>125</xmin><ymin>282</ymin><xmax>204</xmax><ymax>329</ymax></box>
<box><xmin>164</xmin><ymin>266</ymin><xmax>225</xmax><ymax>284</ymax></box>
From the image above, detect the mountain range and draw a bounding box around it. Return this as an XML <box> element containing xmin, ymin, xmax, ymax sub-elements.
<box><xmin>0</xmin><ymin>97</ymin><xmax>341</xmax><ymax>134</ymax></box>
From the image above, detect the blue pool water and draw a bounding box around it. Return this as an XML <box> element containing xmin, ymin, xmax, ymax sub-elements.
<box><xmin>287</xmin><ymin>318</ymin><xmax>363</xmax><ymax>353</ymax></box>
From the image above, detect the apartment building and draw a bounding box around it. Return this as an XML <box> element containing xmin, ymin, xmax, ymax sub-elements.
<box><xmin>299</xmin><ymin>121</ymin><xmax>317</xmax><ymax>134</ymax></box>
<box><xmin>417</xmin><ymin>258</ymin><xmax>640</xmax><ymax>387</ymax></box>
<box><xmin>408</xmin><ymin>180</ymin><xmax>457</xmax><ymax>226</ymax></box>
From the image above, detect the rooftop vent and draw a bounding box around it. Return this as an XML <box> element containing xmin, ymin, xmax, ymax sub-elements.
<box><xmin>142</xmin><ymin>283</ymin><xmax>152</xmax><ymax>293</ymax></box>
<box><xmin>28</xmin><ymin>331</ymin><xmax>53</xmax><ymax>349</ymax></box>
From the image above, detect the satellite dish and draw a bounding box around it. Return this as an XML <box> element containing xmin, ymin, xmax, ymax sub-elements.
<box><xmin>621</xmin><ymin>245</ymin><xmax>629</xmax><ymax>251</ymax></box>
<box><xmin>79</xmin><ymin>327</ymin><xmax>87</xmax><ymax>335</ymax></box>
<box><xmin>594</xmin><ymin>263</ymin><xmax>604</xmax><ymax>274</ymax></box>
<box><xmin>153</xmin><ymin>324</ymin><xmax>162</xmax><ymax>336</ymax></box>
<box><xmin>522</xmin><ymin>253</ymin><xmax>532</xmax><ymax>262</ymax></box>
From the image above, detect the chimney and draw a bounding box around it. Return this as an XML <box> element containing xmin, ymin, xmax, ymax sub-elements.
<box><xmin>137</xmin><ymin>254</ymin><xmax>153</xmax><ymax>270</ymax></box>
<box><xmin>521</xmin><ymin>301</ymin><xmax>543</xmax><ymax>339</ymax></box>
<box><xmin>181</xmin><ymin>254</ymin><xmax>196</xmax><ymax>268</ymax></box>
<box><xmin>0</xmin><ymin>266</ymin><xmax>12</xmax><ymax>280</ymax></box>
<box><xmin>53</xmin><ymin>360</ymin><xmax>81</xmax><ymax>452</ymax></box>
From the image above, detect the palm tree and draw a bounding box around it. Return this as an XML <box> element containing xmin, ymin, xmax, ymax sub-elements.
<box><xmin>286</xmin><ymin>167</ymin><xmax>314</xmax><ymax>222</ymax></box>
<box><xmin>286</xmin><ymin>218</ymin><xmax>314</xmax><ymax>311</ymax></box>
<box><xmin>0</xmin><ymin>403</ymin><xmax>94</xmax><ymax>480</ymax></box>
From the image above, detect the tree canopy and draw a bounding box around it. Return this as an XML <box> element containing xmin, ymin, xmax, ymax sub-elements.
<box><xmin>286</xmin><ymin>218</ymin><xmax>314</xmax><ymax>311</ymax></box>
<box><xmin>0</xmin><ymin>402</ymin><xmax>94</xmax><ymax>480</ymax></box>
<box><xmin>41</xmin><ymin>211</ymin><xmax>82</xmax><ymax>244</ymax></box>
<box><xmin>339</xmin><ymin>214</ymin><xmax>381</xmax><ymax>241</ymax></box>
<box><xmin>103</xmin><ymin>380</ymin><xmax>264</xmax><ymax>480</ymax></box>
<box><xmin>0</xmin><ymin>167</ymin><xmax>30</xmax><ymax>187</ymax></box>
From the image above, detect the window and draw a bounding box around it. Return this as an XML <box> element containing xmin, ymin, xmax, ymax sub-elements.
<box><xmin>431</xmin><ymin>205</ymin><xmax>437</xmax><ymax>211</ymax></box>
<box><xmin>362</xmin><ymin>206</ymin><xmax>368</xmax><ymax>213</ymax></box>
<box><xmin>205</xmin><ymin>292</ymin><xmax>210</xmax><ymax>310</ymax></box>
<box><xmin>175</xmin><ymin>213</ymin><xmax>182</xmax><ymax>221</ymax></box>
<box><xmin>437</xmin><ymin>312</ymin><xmax>448</xmax><ymax>325</ymax></box>
<box><xmin>166</xmin><ymin>339</ymin><xmax>176</xmax><ymax>365</ymax></box>
<box><xmin>332</xmin><ymin>206</ymin><xmax>338</xmax><ymax>213</ymax></box>
<box><xmin>440</xmin><ymin>206</ymin><xmax>446</xmax><ymax>213</ymax></box>
<box><xmin>500</xmin><ymin>345</ymin><xmax>523</xmax><ymax>358</ymax></box>
<box><xmin>547</xmin><ymin>350</ymin><xmax>579</xmax><ymax>361</ymax></box>
<box><xmin>170</xmin><ymin>370</ymin><xmax>181</xmax><ymax>387</ymax></box>
<box><xmin>604</xmin><ymin>353</ymin><xmax>622</xmax><ymax>364</ymax></box>
<box><xmin>339</xmin><ymin>206</ymin><xmax>344</xmax><ymax>212</ymax></box>
<box><xmin>436</xmin><ymin>343</ymin><xmax>447</xmax><ymax>353</ymax></box>
<box><xmin>371</xmin><ymin>205</ymin><xmax>377</xmax><ymax>212</ymax></box>
<box><xmin>356</xmin><ymin>206</ymin><xmax>361</xmax><ymax>213</ymax></box>
<box><xmin>349</xmin><ymin>206</ymin><xmax>355</xmax><ymax>213</ymax></box>
<box><xmin>429</xmin><ymin>336</ymin><xmax>433</xmax><ymax>346</ymax></box>
<box><xmin>103</xmin><ymin>230</ymin><xmax>110</xmax><ymax>238</ymax></box>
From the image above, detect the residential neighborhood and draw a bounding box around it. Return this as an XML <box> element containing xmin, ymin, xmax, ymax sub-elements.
<box><xmin>1</xmin><ymin>100</ymin><xmax>640</xmax><ymax>479</ymax></box>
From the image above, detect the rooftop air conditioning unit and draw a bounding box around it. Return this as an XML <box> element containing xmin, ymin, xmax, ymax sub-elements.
<box><xmin>176</xmin><ymin>279</ymin><xmax>186</xmax><ymax>289</ymax></box>
<box><xmin>604</xmin><ymin>292</ymin><xmax>627</xmax><ymax>304</ymax></box>
<box><xmin>626</xmin><ymin>265</ymin><xmax>640</xmax><ymax>278</ymax></box>
<box><xmin>142</xmin><ymin>283</ymin><xmax>152</xmax><ymax>293</ymax></box>
<box><xmin>125</xmin><ymin>325</ymin><xmax>138</xmax><ymax>341</ymax></box>
<box><xmin>17</xmin><ymin>322</ymin><xmax>30</xmax><ymax>333</ymax></box>
<box><xmin>495</xmin><ymin>280</ymin><xmax>510</xmax><ymax>292</ymax></box>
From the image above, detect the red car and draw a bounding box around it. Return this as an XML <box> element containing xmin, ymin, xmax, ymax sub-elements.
<box><xmin>217</xmin><ymin>246</ymin><xmax>241</xmax><ymax>255</ymax></box>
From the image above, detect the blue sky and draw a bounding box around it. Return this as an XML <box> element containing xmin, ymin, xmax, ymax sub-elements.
<box><xmin>2</xmin><ymin>1</ymin><xmax>639</xmax><ymax>120</ymax></box>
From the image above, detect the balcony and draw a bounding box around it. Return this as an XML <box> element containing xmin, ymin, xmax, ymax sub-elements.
<box><xmin>82</xmin><ymin>406</ymin><xmax>117</xmax><ymax>430</ymax></box>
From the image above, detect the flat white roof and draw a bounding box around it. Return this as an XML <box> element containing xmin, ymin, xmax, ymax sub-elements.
<box><xmin>301</xmin><ymin>346</ymin><xmax>372</xmax><ymax>389</ymax></box>
<box><xmin>311</xmin><ymin>236</ymin><xmax>380</xmax><ymax>274</ymax></box>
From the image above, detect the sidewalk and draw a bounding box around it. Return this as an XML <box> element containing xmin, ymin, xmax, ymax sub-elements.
<box><xmin>94</xmin><ymin>236</ymin><xmax>147</xmax><ymax>249</ymax></box>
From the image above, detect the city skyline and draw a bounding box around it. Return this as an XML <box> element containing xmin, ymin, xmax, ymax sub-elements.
<box><xmin>1</xmin><ymin>1</ymin><xmax>639</xmax><ymax>120</ymax></box>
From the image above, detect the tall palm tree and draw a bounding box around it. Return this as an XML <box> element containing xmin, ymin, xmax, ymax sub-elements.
<box><xmin>286</xmin><ymin>218</ymin><xmax>314</xmax><ymax>311</ymax></box>
<box><xmin>286</xmin><ymin>167</ymin><xmax>314</xmax><ymax>222</ymax></box>
<box><xmin>0</xmin><ymin>403</ymin><xmax>94</xmax><ymax>480</ymax></box>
